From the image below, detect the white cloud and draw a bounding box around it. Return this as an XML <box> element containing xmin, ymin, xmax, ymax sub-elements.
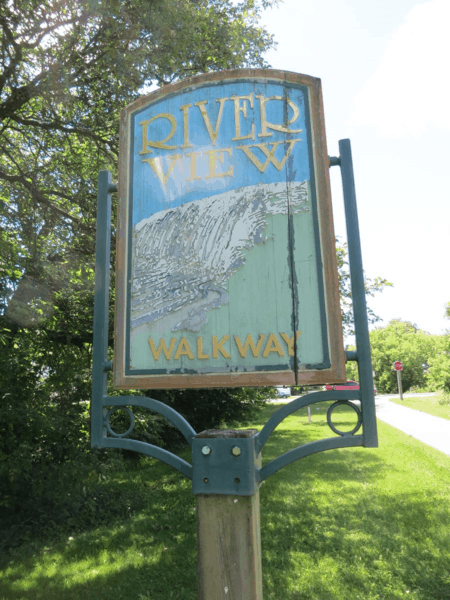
<box><xmin>348</xmin><ymin>0</ymin><xmax>450</xmax><ymax>137</ymax></box>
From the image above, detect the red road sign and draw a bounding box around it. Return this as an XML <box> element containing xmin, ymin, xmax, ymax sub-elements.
<box><xmin>393</xmin><ymin>361</ymin><xmax>403</xmax><ymax>371</ymax></box>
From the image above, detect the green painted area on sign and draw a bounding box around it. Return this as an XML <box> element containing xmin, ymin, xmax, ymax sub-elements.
<box><xmin>130</xmin><ymin>188</ymin><xmax>326</xmax><ymax>374</ymax></box>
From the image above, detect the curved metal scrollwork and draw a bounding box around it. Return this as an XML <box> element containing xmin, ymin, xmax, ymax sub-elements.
<box><xmin>105</xmin><ymin>406</ymin><xmax>135</xmax><ymax>438</ymax></box>
<box><xmin>255</xmin><ymin>389</ymin><xmax>361</xmax><ymax>454</ymax></box>
<box><xmin>256</xmin><ymin>390</ymin><xmax>365</xmax><ymax>483</ymax></box>
<box><xmin>98</xmin><ymin>391</ymin><xmax>367</xmax><ymax>486</ymax></box>
<box><xmin>327</xmin><ymin>400</ymin><xmax>362</xmax><ymax>437</ymax></box>
<box><xmin>98</xmin><ymin>396</ymin><xmax>197</xmax><ymax>480</ymax></box>
<box><xmin>104</xmin><ymin>396</ymin><xmax>196</xmax><ymax>446</ymax></box>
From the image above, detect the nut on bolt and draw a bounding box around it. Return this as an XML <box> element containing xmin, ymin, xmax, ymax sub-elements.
<box><xmin>201</xmin><ymin>445</ymin><xmax>212</xmax><ymax>456</ymax></box>
<box><xmin>231</xmin><ymin>446</ymin><xmax>241</xmax><ymax>457</ymax></box>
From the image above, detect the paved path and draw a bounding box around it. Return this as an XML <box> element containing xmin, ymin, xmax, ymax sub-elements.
<box><xmin>374</xmin><ymin>395</ymin><xmax>450</xmax><ymax>456</ymax></box>
<box><xmin>270</xmin><ymin>393</ymin><xmax>450</xmax><ymax>456</ymax></box>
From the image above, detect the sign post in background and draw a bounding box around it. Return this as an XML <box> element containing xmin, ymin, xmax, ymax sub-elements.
<box><xmin>394</xmin><ymin>361</ymin><xmax>404</xmax><ymax>400</ymax></box>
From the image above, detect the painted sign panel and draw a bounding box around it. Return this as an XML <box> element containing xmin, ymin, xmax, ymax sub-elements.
<box><xmin>114</xmin><ymin>69</ymin><xmax>346</xmax><ymax>389</ymax></box>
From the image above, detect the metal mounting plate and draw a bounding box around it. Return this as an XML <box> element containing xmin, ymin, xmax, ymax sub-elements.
<box><xmin>192</xmin><ymin>437</ymin><xmax>259</xmax><ymax>496</ymax></box>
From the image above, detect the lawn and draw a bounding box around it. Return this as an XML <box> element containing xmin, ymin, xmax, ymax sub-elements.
<box><xmin>1</xmin><ymin>402</ymin><xmax>450</xmax><ymax>600</ymax></box>
<box><xmin>390</xmin><ymin>392</ymin><xmax>450</xmax><ymax>421</ymax></box>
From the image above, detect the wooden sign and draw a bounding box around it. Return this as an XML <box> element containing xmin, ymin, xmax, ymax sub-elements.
<box><xmin>114</xmin><ymin>69</ymin><xmax>345</xmax><ymax>389</ymax></box>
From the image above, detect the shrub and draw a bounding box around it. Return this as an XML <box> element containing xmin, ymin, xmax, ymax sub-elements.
<box><xmin>437</xmin><ymin>391</ymin><xmax>450</xmax><ymax>406</ymax></box>
<box><xmin>146</xmin><ymin>386</ymin><xmax>273</xmax><ymax>446</ymax></box>
<box><xmin>427</xmin><ymin>345</ymin><xmax>450</xmax><ymax>392</ymax></box>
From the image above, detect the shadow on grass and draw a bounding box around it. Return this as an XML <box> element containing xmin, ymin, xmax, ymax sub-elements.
<box><xmin>0</xmin><ymin>466</ymin><xmax>199</xmax><ymax>600</ymax></box>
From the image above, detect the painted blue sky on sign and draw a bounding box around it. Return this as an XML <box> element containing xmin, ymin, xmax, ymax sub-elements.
<box><xmin>130</xmin><ymin>81</ymin><xmax>311</xmax><ymax>225</ymax></box>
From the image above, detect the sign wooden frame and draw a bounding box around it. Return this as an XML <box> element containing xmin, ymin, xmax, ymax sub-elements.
<box><xmin>114</xmin><ymin>69</ymin><xmax>345</xmax><ymax>389</ymax></box>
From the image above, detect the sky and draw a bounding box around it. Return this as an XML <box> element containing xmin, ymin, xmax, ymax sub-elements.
<box><xmin>259</xmin><ymin>0</ymin><xmax>450</xmax><ymax>338</ymax></box>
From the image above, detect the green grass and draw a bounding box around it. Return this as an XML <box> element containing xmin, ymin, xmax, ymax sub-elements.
<box><xmin>1</xmin><ymin>402</ymin><xmax>450</xmax><ymax>600</ymax></box>
<box><xmin>391</xmin><ymin>392</ymin><xmax>450</xmax><ymax>420</ymax></box>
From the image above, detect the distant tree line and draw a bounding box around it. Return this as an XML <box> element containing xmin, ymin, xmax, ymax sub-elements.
<box><xmin>346</xmin><ymin>317</ymin><xmax>450</xmax><ymax>393</ymax></box>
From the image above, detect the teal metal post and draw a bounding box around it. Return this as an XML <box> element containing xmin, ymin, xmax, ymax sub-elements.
<box><xmin>338</xmin><ymin>139</ymin><xmax>377</xmax><ymax>447</ymax></box>
<box><xmin>91</xmin><ymin>170</ymin><xmax>116</xmax><ymax>448</ymax></box>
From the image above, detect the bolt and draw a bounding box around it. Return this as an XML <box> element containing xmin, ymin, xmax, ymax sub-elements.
<box><xmin>231</xmin><ymin>446</ymin><xmax>241</xmax><ymax>456</ymax></box>
<box><xmin>201</xmin><ymin>445</ymin><xmax>212</xmax><ymax>456</ymax></box>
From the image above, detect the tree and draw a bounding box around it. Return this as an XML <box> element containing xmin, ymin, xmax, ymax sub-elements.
<box><xmin>1</xmin><ymin>0</ymin><xmax>276</xmax><ymax>326</ymax></box>
<box><xmin>426</xmin><ymin>339</ymin><xmax>450</xmax><ymax>392</ymax></box>
<box><xmin>427</xmin><ymin>309</ymin><xmax>450</xmax><ymax>392</ymax></box>
<box><xmin>335</xmin><ymin>238</ymin><xmax>392</xmax><ymax>336</ymax></box>
<box><xmin>0</xmin><ymin>0</ymin><xmax>278</xmax><ymax>374</ymax></box>
<box><xmin>0</xmin><ymin>0</ymin><xmax>278</xmax><ymax>526</ymax></box>
<box><xmin>349</xmin><ymin>320</ymin><xmax>439</xmax><ymax>393</ymax></box>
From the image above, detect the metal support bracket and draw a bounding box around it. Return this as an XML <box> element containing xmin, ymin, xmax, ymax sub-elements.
<box><xmin>91</xmin><ymin>137</ymin><xmax>378</xmax><ymax>496</ymax></box>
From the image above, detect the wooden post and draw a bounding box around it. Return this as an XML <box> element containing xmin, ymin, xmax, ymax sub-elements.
<box><xmin>196</xmin><ymin>429</ymin><xmax>263</xmax><ymax>600</ymax></box>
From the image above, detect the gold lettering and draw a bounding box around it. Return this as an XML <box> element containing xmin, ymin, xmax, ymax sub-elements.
<box><xmin>148</xmin><ymin>337</ymin><xmax>177</xmax><ymax>360</ymax></box>
<box><xmin>194</xmin><ymin>98</ymin><xmax>228</xmax><ymax>145</ymax></box>
<box><xmin>230</xmin><ymin>93</ymin><xmax>255</xmax><ymax>141</ymax></box>
<box><xmin>205</xmin><ymin>148</ymin><xmax>234</xmax><ymax>179</ymax></box>
<box><xmin>139</xmin><ymin>113</ymin><xmax>178</xmax><ymax>154</ymax></box>
<box><xmin>212</xmin><ymin>335</ymin><xmax>231</xmax><ymax>359</ymax></box>
<box><xmin>236</xmin><ymin>139</ymin><xmax>300</xmax><ymax>173</ymax></box>
<box><xmin>149</xmin><ymin>332</ymin><xmax>301</xmax><ymax>362</ymax></box>
<box><xmin>180</xmin><ymin>104</ymin><xmax>193</xmax><ymax>149</ymax></box>
<box><xmin>280</xmin><ymin>331</ymin><xmax>302</xmax><ymax>356</ymax></box>
<box><xmin>185</xmin><ymin>151</ymin><xmax>202</xmax><ymax>182</ymax></box>
<box><xmin>262</xmin><ymin>333</ymin><xmax>285</xmax><ymax>358</ymax></box>
<box><xmin>174</xmin><ymin>337</ymin><xmax>194</xmax><ymax>360</ymax></box>
<box><xmin>142</xmin><ymin>154</ymin><xmax>182</xmax><ymax>187</ymax></box>
<box><xmin>197</xmin><ymin>337</ymin><xmax>209</xmax><ymax>360</ymax></box>
<box><xmin>234</xmin><ymin>334</ymin><xmax>265</xmax><ymax>358</ymax></box>
<box><xmin>256</xmin><ymin>95</ymin><xmax>302</xmax><ymax>138</ymax></box>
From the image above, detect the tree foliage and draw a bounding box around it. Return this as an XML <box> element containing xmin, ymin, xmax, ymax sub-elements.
<box><xmin>347</xmin><ymin>319</ymin><xmax>442</xmax><ymax>393</ymax></box>
<box><xmin>0</xmin><ymin>0</ymin><xmax>278</xmax><ymax>530</ymax></box>
<box><xmin>335</xmin><ymin>238</ymin><xmax>392</xmax><ymax>336</ymax></box>
<box><xmin>1</xmin><ymin>0</ymin><xmax>276</xmax><ymax>325</ymax></box>
<box><xmin>427</xmin><ymin>335</ymin><xmax>450</xmax><ymax>392</ymax></box>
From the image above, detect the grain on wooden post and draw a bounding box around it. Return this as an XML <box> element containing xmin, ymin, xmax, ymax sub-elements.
<box><xmin>196</xmin><ymin>429</ymin><xmax>262</xmax><ymax>600</ymax></box>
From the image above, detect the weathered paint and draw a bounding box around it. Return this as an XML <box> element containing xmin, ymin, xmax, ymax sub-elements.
<box><xmin>114</xmin><ymin>69</ymin><xmax>346</xmax><ymax>389</ymax></box>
